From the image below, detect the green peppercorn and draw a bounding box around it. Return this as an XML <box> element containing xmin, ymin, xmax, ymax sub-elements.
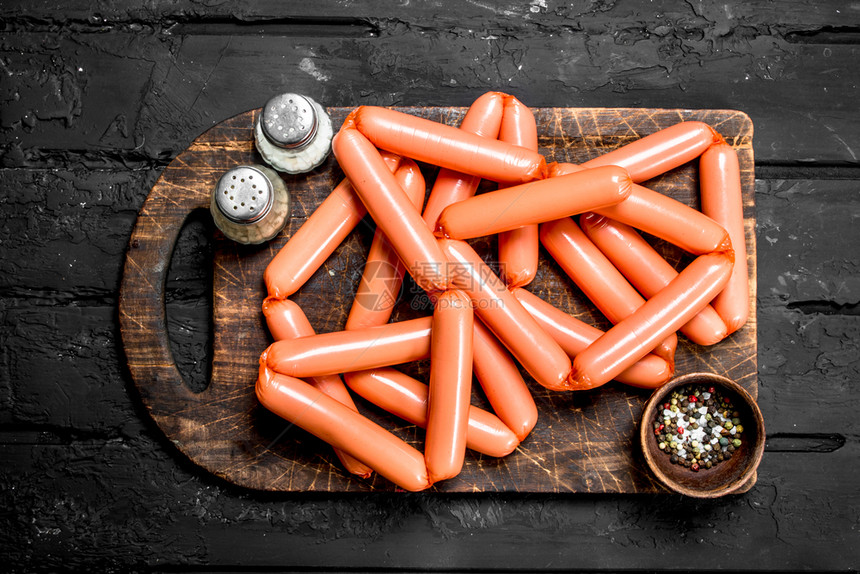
<box><xmin>732</xmin><ymin>417</ymin><xmax>741</xmax><ymax>426</ymax></box>
<box><xmin>735</xmin><ymin>424</ymin><xmax>744</xmax><ymax>433</ymax></box>
<box><xmin>732</xmin><ymin>438</ymin><xmax>742</xmax><ymax>448</ymax></box>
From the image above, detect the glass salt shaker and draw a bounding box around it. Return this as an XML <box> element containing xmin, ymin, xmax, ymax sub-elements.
<box><xmin>254</xmin><ymin>93</ymin><xmax>333</xmax><ymax>174</ymax></box>
<box><xmin>210</xmin><ymin>165</ymin><xmax>290</xmax><ymax>245</ymax></box>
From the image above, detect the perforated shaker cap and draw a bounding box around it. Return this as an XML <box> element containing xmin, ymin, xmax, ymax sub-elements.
<box><xmin>214</xmin><ymin>166</ymin><xmax>274</xmax><ymax>224</ymax></box>
<box><xmin>260</xmin><ymin>93</ymin><xmax>318</xmax><ymax>149</ymax></box>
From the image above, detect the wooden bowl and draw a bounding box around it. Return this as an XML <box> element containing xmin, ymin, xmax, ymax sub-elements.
<box><xmin>640</xmin><ymin>373</ymin><xmax>765</xmax><ymax>497</ymax></box>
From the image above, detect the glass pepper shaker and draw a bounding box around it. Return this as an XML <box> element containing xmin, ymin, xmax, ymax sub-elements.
<box><xmin>254</xmin><ymin>93</ymin><xmax>333</xmax><ymax>174</ymax></box>
<box><xmin>210</xmin><ymin>165</ymin><xmax>290</xmax><ymax>245</ymax></box>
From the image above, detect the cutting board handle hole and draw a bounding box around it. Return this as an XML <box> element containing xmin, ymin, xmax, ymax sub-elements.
<box><xmin>165</xmin><ymin>208</ymin><xmax>215</xmax><ymax>394</ymax></box>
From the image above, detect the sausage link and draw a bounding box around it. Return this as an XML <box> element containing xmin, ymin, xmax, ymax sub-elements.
<box><xmin>261</xmin><ymin>298</ymin><xmax>373</xmax><ymax>477</ymax></box>
<box><xmin>511</xmin><ymin>288</ymin><xmax>673</xmax><ymax>389</ymax></box>
<box><xmin>539</xmin><ymin>217</ymin><xmax>677</xmax><ymax>362</ymax></box>
<box><xmin>264</xmin><ymin>153</ymin><xmax>401</xmax><ymax>299</ymax></box>
<box><xmin>551</xmin><ymin>162</ymin><xmax>730</xmax><ymax>255</ymax></box>
<box><xmin>344</xmin><ymin>159</ymin><xmax>426</xmax><ymax>331</ymax></box>
<box><xmin>435</xmin><ymin>166</ymin><xmax>632</xmax><ymax>239</ymax></box>
<box><xmin>344</xmin><ymin>368</ymin><xmax>519</xmax><ymax>457</ymax></box>
<box><xmin>351</xmin><ymin>106</ymin><xmax>546</xmax><ymax>183</ymax></box>
<box><xmin>256</xmin><ymin>354</ymin><xmax>431</xmax><ymax>491</ymax></box>
<box><xmin>570</xmin><ymin>252</ymin><xmax>734</xmax><ymax>390</ymax></box>
<box><xmin>422</xmin><ymin>92</ymin><xmax>505</xmax><ymax>228</ymax></box>
<box><xmin>266</xmin><ymin>317</ymin><xmax>432</xmax><ymax>377</ymax></box>
<box><xmin>332</xmin><ymin>125</ymin><xmax>450</xmax><ymax>292</ymax></box>
<box><xmin>425</xmin><ymin>290</ymin><xmax>474</xmax><ymax>482</ymax></box>
<box><xmin>439</xmin><ymin>238</ymin><xmax>572</xmax><ymax>391</ymax></box>
<box><xmin>472</xmin><ymin>319</ymin><xmax>538</xmax><ymax>439</ymax></box>
<box><xmin>701</xmin><ymin>140</ymin><xmax>749</xmax><ymax>334</ymax></box>
<box><xmin>582</xmin><ymin>121</ymin><xmax>719</xmax><ymax>182</ymax></box>
<box><xmin>497</xmin><ymin>95</ymin><xmax>540</xmax><ymax>288</ymax></box>
<box><xmin>580</xmin><ymin>213</ymin><xmax>728</xmax><ymax>346</ymax></box>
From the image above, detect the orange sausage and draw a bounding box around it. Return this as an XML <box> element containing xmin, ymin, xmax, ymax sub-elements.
<box><xmin>332</xmin><ymin>124</ymin><xmax>450</xmax><ymax>292</ymax></box>
<box><xmin>261</xmin><ymin>298</ymin><xmax>373</xmax><ymax>477</ymax></box>
<box><xmin>511</xmin><ymin>288</ymin><xmax>673</xmax><ymax>389</ymax></box>
<box><xmin>570</xmin><ymin>252</ymin><xmax>734</xmax><ymax>390</ymax></box>
<box><xmin>344</xmin><ymin>368</ymin><xmax>519</xmax><ymax>457</ymax></box>
<box><xmin>425</xmin><ymin>290</ymin><xmax>474</xmax><ymax>482</ymax></box>
<box><xmin>422</xmin><ymin>92</ymin><xmax>505</xmax><ymax>228</ymax></box>
<box><xmin>351</xmin><ymin>106</ymin><xmax>546</xmax><ymax>183</ymax></box>
<box><xmin>266</xmin><ymin>317</ymin><xmax>432</xmax><ymax>377</ymax></box>
<box><xmin>435</xmin><ymin>166</ymin><xmax>632</xmax><ymax>239</ymax></box>
<box><xmin>497</xmin><ymin>95</ymin><xmax>540</xmax><ymax>288</ymax></box>
<box><xmin>582</xmin><ymin>121</ymin><xmax>719</xmax><ymax>182</ymax></box>
<box><xmin>539</xmin><ymin>217</ymin><xmax>677</xmax><ymax>362</ymax></box>
<box><xmin>439</xmin><ymin>238</ymin><xmax>572</xmax><ymax>391</ymax></box>
<box><xmin>256</xmin><ymin>354</ymin><xmax>430</xmax><ymax>491</ymax></box>
<box><xmin>264</xmin><ymin>152</ymin><xmax>401</xmax><ymax>299</ymax></box>
<box><xmin>344</xmin><ymin>158</ymin><xmax>426</xmax><ymax>331</ymax></box>
<box><xmin>472</xmin><ymin>319</ymin><xmax>538</xmax><ymax>440</ymax></box>
<box><xmin>551</xmin><ymin>162</ymin><xmax>730</xmax><ymax>255</ymax></box>
<box><xmin>580</xmin><ymin>213</ymin><xmax>729</xmax><ymax>346</ymax></box>
<box><xmin>701</xmin><ymin>139</ymin><xmax>749</xmax><ymax>335</ymax></box>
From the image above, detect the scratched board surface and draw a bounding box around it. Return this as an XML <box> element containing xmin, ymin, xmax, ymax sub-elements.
<box><xmin>120</xmin><ymin>106</ymin><xmax>756</xmax><ymax>492</ymax></box>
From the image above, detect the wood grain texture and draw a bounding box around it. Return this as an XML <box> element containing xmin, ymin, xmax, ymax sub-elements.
<box><xmin>119</xmin><ymin>106</ymin><xmax>756</xmax><ymax>492</ymax></box>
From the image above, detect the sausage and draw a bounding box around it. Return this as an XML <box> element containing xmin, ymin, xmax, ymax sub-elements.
<box><xmin>582</xmin><ymin>121</ymin><xmax>719</xmax><ymax>182</ymax></box>
<box><xmin>497</xmin><ymin>95</ymin><xmax>540</xmax><ymax>288</ymax></box>
<box><xmin>344</xmin><ymin>158</ymin><xmax>426</xmax><ymax>331</ymax></box>
<box><xmin>261</xmin><ymin>297</ymin><xmax>373</xmax><ymax>477</ymax></box>
<box><xmin>256</xmin><ymin>354</ymin><xmax>431</xmax><ymax>491</ymax></box>
<box><xmin>539</xmin><ymin>217</ymin><xmax>677</xmax><ymax>362</ymax></box>
<box><xmin>439</xmin><ymin>238</ymin><xmax>573</xmax><ymax>391</ymax></box>
<box><xmin>266</xmin><ymin>316</ymin><xmax>432</xmax><ymax>377</ymax></box>
<box><xmin>472</xmin><ymin>319</ymin><xmax>538</xmax><ymax>439</ymax></box>
<box><xmin>264</xmin><ymin>152</ymin><xmax>401</xmax><ymax>299</ymax></box>
<box><xmin>551</xmin><ymin>162</ymin><xmax>730</xmax><ymax>255</ymax></box>
<box><xmin>580</xmin><ymin>213</ymin><xmax>729</xmax><ymax>346</ymax></box>
<box><xmin>350</xmin><ymin>106</ymin><xmax>546</xmax><ymax>183</ymax></box>
<box><xmin>511</xmin><ymin>288</ymin><xmax>673</xmax><ymax>389</ymax></box>
<box><xmin>701</xmin><ymin>139</ymin><xmax>749</xmax><ymax>335</ymax></box>
<box><xmin>344</xmin><ymin>368</ymin><xmax>519</xmax><ymax>457</ymax></box>
<box><xmin>425</xmin><ymin>290</ymin><xmax>474</xmax><ymax>482</ymax></box>
<box><xmin>332</xmin><ymin>124</ymin><xmax>450</xmax><ymax>292</ymax></box>
<box><xmin>434</xmin><ymin>166</ymin><xmax>632</xmax><ymax>239</ymax></box>
<box><xmin>422</xmin><ymin>92</ymin><xmax>505</xmax><ymax>229</ymax></box>
<box><xmin>570</xmin><ymin>252</ymin><xmax>734</xmax><ymax>390</ymax></box>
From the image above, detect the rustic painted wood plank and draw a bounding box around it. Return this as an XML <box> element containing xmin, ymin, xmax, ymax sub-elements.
<box><xmin>1</xmin><ymin>18</ymin><xmax>858</xmax><ymax>166</ymax></box>
<box><xmin>1</xmin><ymin>436</ymin><xmax>857</xmax><ymax>570</ymax></box>
<box><xmin>118</xmin><ymin>106</ymin><xmax>756</xmax><ymax>493</ymax></box>
<box><xmin>2</xmin><ymin>0</ymin><xmax>857</xmax><ymax>33</ymax></box>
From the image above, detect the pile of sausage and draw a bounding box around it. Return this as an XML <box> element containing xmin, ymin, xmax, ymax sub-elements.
<box><xmin>255</xmin><ymin>92</ymin><xmax>749</xmax><ymax>491</ymax></box>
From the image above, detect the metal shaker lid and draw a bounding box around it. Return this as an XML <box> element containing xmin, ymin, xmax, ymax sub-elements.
<box><xmin>214</xmin><ymin>165</ymin><xmax>274</xmax><ymax>224</ymax></box>
<box><xmin>260</xmin><ymin>93</ymin><xmax>319</xmax><ymax>149</ymax></box>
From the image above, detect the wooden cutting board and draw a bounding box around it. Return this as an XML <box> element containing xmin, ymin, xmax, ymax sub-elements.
<box><xmin>119</xmin><ymin>106</ymin><xmax>756</xmax><ymax>492</ymax></box>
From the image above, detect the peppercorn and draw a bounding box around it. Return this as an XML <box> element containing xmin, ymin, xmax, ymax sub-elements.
<box><xmin>732</xmin><ymin>439</ymin><xmax>742</xmax><ymax>448</ymax></box>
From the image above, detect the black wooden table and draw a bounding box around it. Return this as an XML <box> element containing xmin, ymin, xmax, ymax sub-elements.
<box><xmin>1</xmin><ymin>1</ymin><xmax>858</xmax><ymax>571</ymax></box>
